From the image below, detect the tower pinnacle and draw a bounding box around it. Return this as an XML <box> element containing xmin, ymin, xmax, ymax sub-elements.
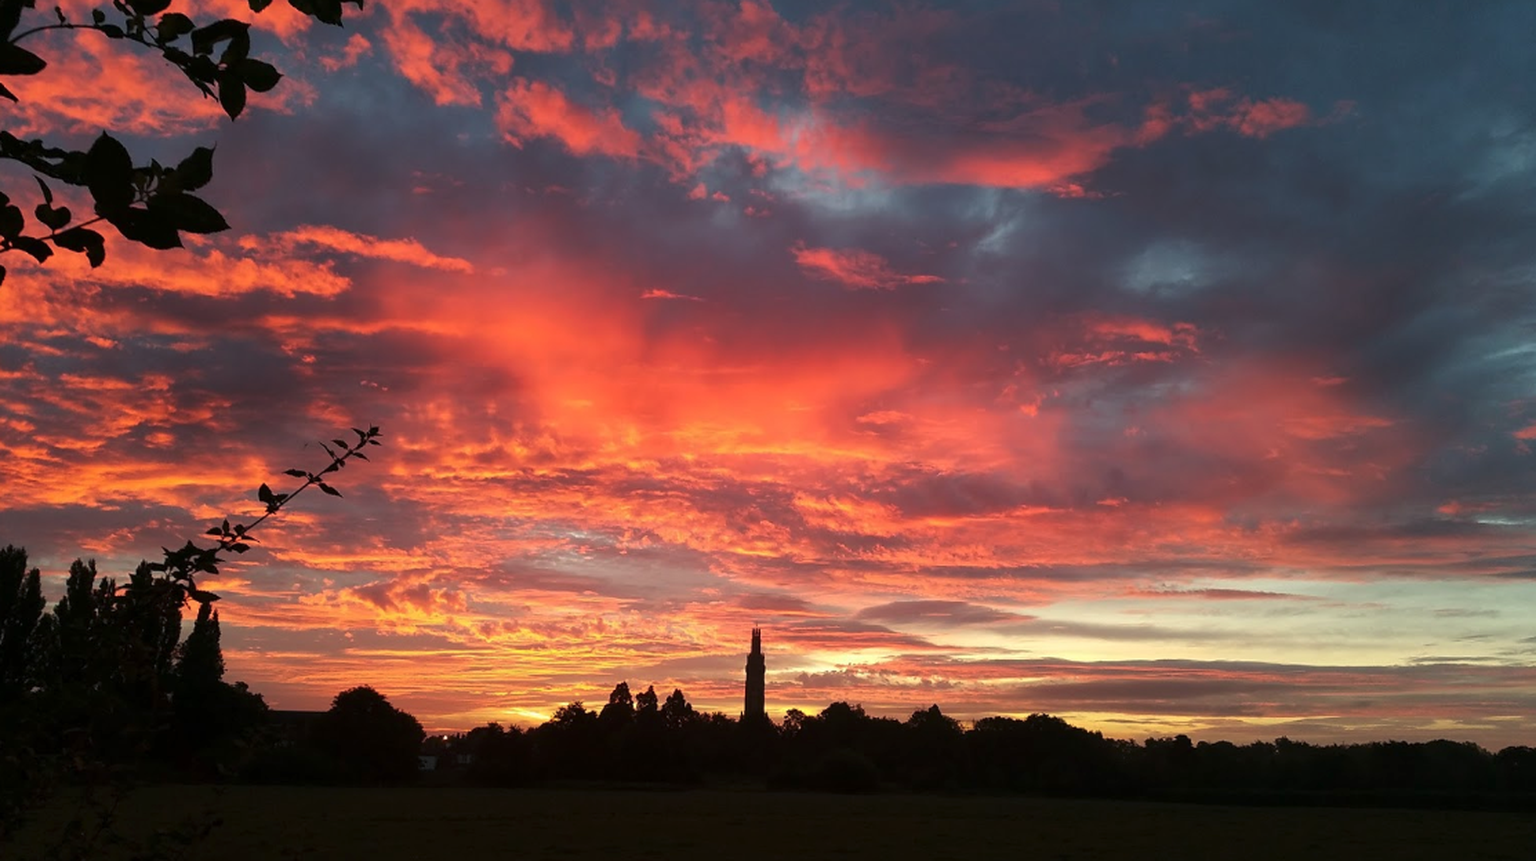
<box><xmin>744</xmin><ymin>626</ymin><xmax>765</xmax><ymax>721</ymax></box>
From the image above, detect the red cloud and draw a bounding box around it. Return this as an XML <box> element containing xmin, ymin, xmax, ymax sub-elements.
<box><xmin>10</xmin><ymin>236</ymin><xmax>351</xmax><ymax>300</ymax></box>
<box><xmin>360</xmin><ymin>2</ymin><xmax>1320</xmax><ymax>191</ymax></box>
<box><xmin>380</xmin><ymin>11</ymin><xmax>514</xmax><ymax>107</ymax></box>
<box><xmin>1186</xmin><ymin>88</ymin><xmax>1313</xmax><ymax>138</ymax></box>
<box><xmin>1046</xmin><ymin>315</ymin><xmax>1203</xmax><ymax>369</ymax></box>
<box><xmin>250</xmin><ymin>225</ymin><xmax>475</xmax><ymax>273</ymax></box>
<box><xmin>398</xmin><ymin>0</ymin><xmax>575</xmax><ymax>53</ymax></box>
<box><xmin>640</xmin><ymin>289</ymin><xmax>704</xmax><ymax>301</ymax></box>
<box><xmin>496</xmin><ymin>78</ymin><xmax>643</xmax><ymax>158</ymax></box>
<box><xmin>5</xmin><ymin>33</ymin><xmax>230</xmax><ymax>136</ymax></box>
<box><xmin>792</xmin><ymin>243</ymin><xmax>944</xmax><ymax>290</ymax></box>
<box><xmin>321</xmin><ymin>33</ymin><xmax>374</xmax><ymax>72</ymax></box>
<box><xmin>1231</xmin><ymin>98</ymin><xmax>1312</xmax><ymax>137</ymax></box>
<box><xmin>1085</xmin><ymin>316</ymin><xmax>1201</xmax><ymax>350</ymax></box>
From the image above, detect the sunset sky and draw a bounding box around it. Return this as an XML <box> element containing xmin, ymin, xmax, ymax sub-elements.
<box><xmin>4</xmin><ymin>1</ymin><xmax>1536</xmax><ymax>747</ymax></box>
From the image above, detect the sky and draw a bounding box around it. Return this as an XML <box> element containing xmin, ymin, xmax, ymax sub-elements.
<box><xmin>3</xmin><ymin>0</ymin><xmax>1536</xmax><ymax>747</ymax></box>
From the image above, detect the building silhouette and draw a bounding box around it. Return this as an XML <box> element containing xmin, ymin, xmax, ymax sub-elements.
<box><xmin>743</xmin><ymin>626</ymin><xmax>765</xmax><ymax>721</ymax></box>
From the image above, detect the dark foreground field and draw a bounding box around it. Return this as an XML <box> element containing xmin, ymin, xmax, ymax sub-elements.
<box><xmin>10</xmin><ymin>785</ymin><xmax>1536</xmax><ymax>860</ymax></box>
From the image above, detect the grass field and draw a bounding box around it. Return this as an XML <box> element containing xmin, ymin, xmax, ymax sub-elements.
<box><xmin>9</xmin><ymin>785</ymin><xmax>1536</xmax><ymax>860</ymax></box>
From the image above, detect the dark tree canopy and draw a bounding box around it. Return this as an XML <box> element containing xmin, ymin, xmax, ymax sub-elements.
<box><xmin>174</xmin><ymin>600</ymin><xmax>223</xmax><ymax>691</ymax></box>
<box><xmin>0</xmin><ymin>545</ymin><xmax>43</xmax><ymax>700</ymax></box>
<box><xmin>636</xmin><ymin>684</ymin><xmax>659</xmax><ymax>715</ymax></box>
<box><xmin>599</xmin><ymin>680</ymin><xmax>634</xmax><ymax>726</ymax></box>
<box><xmin>661</xmin><ymin>687</ymin><xmax>697</xmax><ymax>731</ymax></box>
<box><xmin>315</xmin><ymin>685</ymin><xmax>425</xmax><ymax>783</ymax></box>
<box><xmin>462</xmin><ymin>722</ymin><xmax>532</xmax><ymax>786</ymax></box>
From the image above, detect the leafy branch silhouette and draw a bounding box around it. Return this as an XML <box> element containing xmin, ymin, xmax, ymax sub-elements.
<box><xmin>146</xmin><ymin>425</ymin><xmax>383</xmax><ymax>607</ymax></box>
<box><xmin>0</xmin><ymin>0</ymin><xmax>362</xmax><ymax>282</ymax></box>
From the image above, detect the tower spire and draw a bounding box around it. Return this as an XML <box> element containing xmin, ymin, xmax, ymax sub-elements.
<box><xmin>744</xmin><ymin>626</ymin><xmax>765</xmax><ymax>722</ymax></box>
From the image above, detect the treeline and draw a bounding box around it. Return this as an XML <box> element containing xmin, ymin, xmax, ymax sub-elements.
<box><xmin>418</xmin><ymin>683</ymin><xmax>1536</xmax><ymax>805</ymax></box>
<box><xmin>5</xmin><ymin>547</ymin><xmax>1535</xmax><ymax>809</ymax></box>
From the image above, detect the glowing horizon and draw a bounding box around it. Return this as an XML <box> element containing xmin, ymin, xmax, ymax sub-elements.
<box><xmin>3</xmin><ymin>1</ymin><xmax>1535</xmax><ymax>748</ymax></box>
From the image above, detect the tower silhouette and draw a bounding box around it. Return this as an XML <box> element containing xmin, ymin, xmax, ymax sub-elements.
<box><xmin>743</xmin><ymin>626</ymin><xmax>765</xmax><ymax>721</ymax></box>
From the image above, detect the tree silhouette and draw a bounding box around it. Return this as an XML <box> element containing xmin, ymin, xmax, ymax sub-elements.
<box><xmin>313</xmin><ymin>686</ymin><xmax>424</xmax><ymax>783</ymax></box>
<box><xmin>1497</xmin><ymin>746</ymin><xmax>1536</xmax><ymax>792</ymax></box>
<box><xmin>0</xmin><ymin>545</ymin><xmax>43</xmax><ymax>700</ymax></box>
<box><xmin>780</xmin><ymin>707</ymin><xmax>806</xmax><ymax>739</ymax></box>
<box><xmin>535</xmin><ymin>700</ymin><xmax>601</xmax><ymax>778</ymax></box>
<box><xmin>167</xmin><ymin>599</ymin><xmax>269</xmax><ymax>776</ymax></box>
<box><xmin>464</xmin><ymin>722</ymin><xmax>532</xmax><ymax>786</ymax></box>
<box><xmin>968</xmin><ymin>714</ymin><xmax>1123</xmax><ymax>794</ymax></box>
<box><xmin>174</xmin><ymin>601</ymin><xmax>223</xmax><ymax>691</ymax></box>
<box><xmin>51</xmin><ymin>559</ymin><xmax>111</xmax><ymax>688</ymax></box>
<box><xmin>552</xmin><ymin>700</ymin><xmax>596</xmax><ymax>726</ymax></box>
<box><xmin>115</xmin><ymin>561</ymin><xmax>183</xmax><ymax>706</ymax></box>
<box><xmin>635</xmin><ymin>684</ymin><xmax>659</xmax><ymax>721</ymax></box>
<box><xmin>661</xmin><ymin>687</ymin><xmax>697</xmax><ymax>732</ymax></box>
<box><xmin>599</xmin><ymin>680</ymin><xmax>635</xmax><ymax>727</ymax></box>
<box><xmin>622</xmin><ymin>684</ymin><xmax>667</xmax><ymax>781</ymax></box>
<box><xmin>904</xmin><ymin>704</ymin><xmax>964</xmax><ymax>789</ymax></box>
